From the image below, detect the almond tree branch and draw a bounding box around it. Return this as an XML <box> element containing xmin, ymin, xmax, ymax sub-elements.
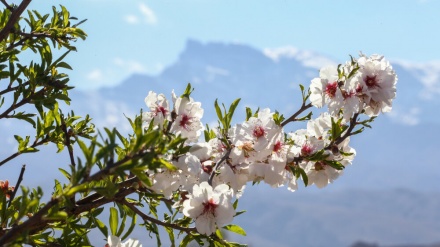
<box><xmin>60</xmin><ymin>112</ymin><xmax>76</xmax><ymax>168</ymax></box>
<box><xmin>0</xmin><ymin>0</ymin><xmax>32</xmax><ymax>42</ymax></box>
<box><xmin>0</xmin><ymin>0</ymin><xmax>13</xmax><ymax>11</ymax></box>
<box><xmin>281</xmin><ymin>102</ymin><xmax>312</xmax><ymax>127</ymax></box>
<box><xmin>120</xmin><ymin>198</ymin><xmax>197</xmax><ymax>233</ymax></box>
<box><xmin>0</xmin><ymin>81</ymin><xmax>30</xmax><ymax>96</ymax></box>
<box><xmin>0</xmin><ymin>198</ymin><xmax>59</xmax><ymax>245</ymax></box>
<box><xmin>0</xmin><ymin>136</ymin><xmax>49</xmax><ymax>167</ymax></box>
<box><xmin>7</xmin><ymin>164</ymin><xmax>25</xmax><ymax>208</ymax></box>
<box><xmin>208</xmin><ymin>147</ymin><xmax>232</xmax><ymax>186</ymax></box>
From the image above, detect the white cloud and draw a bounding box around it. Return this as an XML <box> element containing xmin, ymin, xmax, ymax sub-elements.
<box><xmin>113</xmin><ymin>58</ymin><xmax>147</xmax><ymax>73</ymax></box>
<box><xmin>123</xmin><ymin>3</ymin><xmax>157</xmax><ymax>25</ymax></box>
<box><xmin>124</xmin><ymin>15</ymin><xmax>139</xmax><ymax>24</ymax></box>
<box><xmin>388</xmin><ymin>107</ymin><xmax>420</xmax><ymax>126</ymax></box>
<box><xmin>263</xmin><ymin>46</ymin><xmax>336</xmax><ymax>69</ymax></box>
<box><xmin>393</xmin><ymin>59</ymin><xmax>440</xmax><ymax>100</ymax></box>
<box><xmin>86</xmin><ymin>69</ymin><xmax>104</xmax><ymax>82</ymax></box>
<box><xmin>139</xmin><ymin>3</ymin><xmax>157</xmax><ymax>25</ymax></box>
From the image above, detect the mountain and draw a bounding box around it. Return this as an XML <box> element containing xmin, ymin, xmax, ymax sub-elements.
<box><xmin>1</xmin><ymin>39</ymin><xmax>440</xmax><ymax>246</ymax></box>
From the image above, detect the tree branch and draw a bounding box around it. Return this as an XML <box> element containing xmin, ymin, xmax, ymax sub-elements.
<box><xmin>120</xmin><ymin>199</ymin><xmax>197</xmax><ymax>233</ymax></box>
<box><xmin>0</xmin><ymin>0</ymin><xmax>13</xmax><ymax>11</ymax></box>
<box><xmin>208</xmin><ymin>147</ymin><xmax>232</xmax><ymax>186</ymax></box>
<box><xmin>0</xmin><ymin>197</ymin><xmax>59</xmax><ymax>245</ymax></box>
<box><xmin>0</xmin><ymin>136</ymin><xmax>49</xmax><ymax>167</ymax></box>
<box><xmin>0</xmin><ymin>87</ymin><xmax>45</xmax><ymax>120</ymax></box>
<box><xmin>281</xmin><ymin>102</ymin><xmax>312</xmax><ymax>127</ymax></box>
<box><xmin>0</xmin><ymin>0</ymin><xmax>32</xmax><ymax>42</ymax></box>
<box><xmin>7</xmin><ymin>164</ymin><xmax>25</xmax><ymax>208</ymax></box>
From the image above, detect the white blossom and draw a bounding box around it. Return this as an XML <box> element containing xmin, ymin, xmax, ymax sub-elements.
<box><xmin>106</xmin><ymin>235</ymin><xmax>142</xmax><ymax>247</ymax></box>
<box><xmin>182</xmin><ymin>182</ymin><xmax>235</xmax><ymax>235</ymax></box>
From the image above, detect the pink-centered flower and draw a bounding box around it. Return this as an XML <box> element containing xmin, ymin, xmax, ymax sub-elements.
<box><xmin>170</xmin><ymin>92</ymin><xmax>204</xmax><ymax>143</ymax></box>
<box><xmin>142</xmin><ymin>91</ymin><xmax>170</xmax><ymax>128</ymax></box>
<box><xmin>182</xmin><ymin>182</ymin><xmax>235</xmax><ymax>235</ymax></box>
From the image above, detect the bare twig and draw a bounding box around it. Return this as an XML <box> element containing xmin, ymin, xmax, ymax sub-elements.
<box><xmin>7</xmin><ymin>164</ymin><xmax>25</xmax><ymax>208</ymax></box>
<box><xmin>281</xmin><ymin>102</ymin><xmax>312</xmax><ymax>127</ymax></box>
<box><xmin>120</xmin><ymin>199</ymin><xmax>197</xmax><ymax>233</ymax></box>
<box><xmin>334</xmin><ymin>112</ymin><xmax>360</xmax><ymax>146</ymax></box>
<box><xmin>0</xmin><ymin>81</ymin><xmax>30</xmax><ymax>96</ymax></box>
<box><xmin>60</xmin><ymin>111</ymin><xmax>76</xmax><ymax>168</ymax></box>
<box><xmin>0</xmin><ymin>0</ymin><xmax>32</xmax><ymax>42</ymax></box>
<box><xmin>208</xmin><ymin>147</ymin><xmax>232</xmax><ymax>186</ymax></box>
<box><xmin>0</xmin><ymin>0</ymin><xmax>13</xmax><ymax>11</ymax></box>
<box><xmin>0</xmin><ymin>87</ymin><xmax>45</xmax><ymax>120</ymax></box>
<box><xmin>0</xmin><ymin>136</ymin><xmax>49</xmax><ymax>167</ymax></box>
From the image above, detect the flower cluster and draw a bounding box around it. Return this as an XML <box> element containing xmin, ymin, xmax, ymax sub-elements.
<box><xmin>141</xmin><ymin>54</ymin><xmax>397</xmax><ymax>236</ymax></box>
<box><xmin>310</xmin><ymin>54</ymin><xmax>397</xmax><ymax>121</ymax></box>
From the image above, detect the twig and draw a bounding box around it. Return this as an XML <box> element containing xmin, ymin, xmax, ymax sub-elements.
<box><xmin>0</xmin><ymin>197</ymin><xmax>59</xmax><ymax>245</ymax></box>
<box><xmin>0</xmin><ymin>0</ymin><xmax>32</xmax><ymax>42</ymax></box>
<box><xmin>120</xmin><ymin>199</ymin><xmax>196</xmax><ymax>233</ymax></box>
<box><xmin>281</xmin><ymin>102</ymin><xmax>312</xmax><ymax>127</ymax></box>
<box><xmin>0</xmin><ymin>136</ymin><xmax>49</xmax><ymax>167</ymax></box>
<box><xmin>60</xmin><ymin>111</ymin><xmax>76</xmax><ymax>168</ymax></box>
<box><xmin>208</xmin><ymin>147</ymin><xmax>232</xmax><ymax>186</ymax></box>
<box><xmin>0</xmin><ymin>0</ymin><xmax>13</xmax><ymax>11</ymax></box>
<box><xmin>0</xmin><ymin>87</ymin><xmax>45</xmax><ymax>121</ymax></box>
<box><xmin>7</xmin><ymin>164</ymin><xmax>25</xmax><ymax>208</ymax></box>
<box><xmin>334</xmin><ymin>112</ymin><xmax>359</xmax><ymax>146</ymax></box>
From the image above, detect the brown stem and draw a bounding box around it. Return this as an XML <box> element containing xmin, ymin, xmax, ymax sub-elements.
<box><xmin>0</xmin><ymin>0</ymin><xmax>13</xmax><ymax>11</ymax></box>
<box><xmin>0</xmin><ymin>87</ymin><xmax>45</xmax><ymax>120</ymax></box>
<box><xmin>281</xmin><ymin>102</ymin><xmax>312</xmax><ymax>127</ymax></box>
<box><xmin>7</xmin><ymin>164</ymin><xmax>25</xmax><ymax>208</ymax></box>
<box><xmin>334</xmin><ymin>112</ymin><xmax>359</xmax><ymax>146</ymax></box>
<box><xmin>0</xmin><ymin>81</ymin><xmax>29</xmax><ymax>96</ymax></box>
<box><xmin>0</xmin><ymin>198</ymin><xmax>59</xmax><ymax>245</ymax></box>
<box><xmin>208</xmin><ymin>147</ymin><xmax>232</xmax><ymax>186</ymax></box>
<box><xmin>120</xmin><ymin>199</ymin><xmax>196</xmax><ymax>233</ymax></box>
<box><xmin>0</xmin><ymin>0</ymin><xmax>32</xmax><ymax>42</ymax></box>
<box><xmin>0</xmin><ymin>136</ymin><xmax>49</xmax><ymax>167</ymax></box>
<box><xmin>60</xmin><ymin>112</ymin><xmax>76</xmax><ymax>168</ymax></box>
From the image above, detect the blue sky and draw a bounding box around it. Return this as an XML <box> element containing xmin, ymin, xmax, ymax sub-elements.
<box><xmin>29</xmin><ymin>0</ymin><xmax>440</xmax><ymax>89</ymax></box>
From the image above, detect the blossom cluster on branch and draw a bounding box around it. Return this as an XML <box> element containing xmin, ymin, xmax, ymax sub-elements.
<box><xmin>140</xmin><ymin>54</ymin><xmax>397</xmax><ymax>236</ymax></box>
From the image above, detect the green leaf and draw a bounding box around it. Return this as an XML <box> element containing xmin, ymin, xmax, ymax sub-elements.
<box><xmin>121</xmin><ymin>215</ymin><xmax>137</xmax><ymax>241</ymax></box>
<box><xmin>95</xmin><ymin>218</ymin><xmax>108</xmax><ymax>238</ymax></box>
<box><xmin>109</xmin><ymin>207</ymin><xmax>119</xmax><ymax>236</ymax></box>
<box><xmin>223</xmin><ymin>224</ymin><xmax>246</xmax><ymax>236</ymax></box>
<box><xmin>181</xmin><ymin>83</ymin><xmax>193</xmax><ymax>98</ymax></box>
<box><xmin>179</xmin><ymin>234</ymin><xmax>193</xmax><ymax>247</ymax></box>
<box><xmin>214</xmin><ymin>99</ymin><xmax>223</xmax><ymax>123</ymax></box>
<box><xmin>56</xmin><ymin>61</ymin><xmax>73</xmax><ymax>70</ymax></box>
<box><xmin>245</xmin><ymin>107</ymin><xmax>252</xmax><ymax>121</ymax></box>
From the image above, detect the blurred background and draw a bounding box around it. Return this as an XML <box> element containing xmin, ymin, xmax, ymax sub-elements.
<box><xmin>1</xmin><ymin>1</ymin><xmax>440</xmax><ymax>246</ymax></box>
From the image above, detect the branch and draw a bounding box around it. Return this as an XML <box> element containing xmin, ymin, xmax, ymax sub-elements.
<box><xmin>0</xmin><ymin>0</ymin><xmax>13</xmax><ymax>11</ymax></box>
<box><xmin>0</xmin><ymin>0</ymin><xmax>32</xmax><ymax>42</ymax></box>
<box><xmin>60</xmin><ymin>112</ymin><xmax>76</xmax><ymax>168</ymax></box>
<box><xmin>334</xmin><ymin>112</ymin><xmax>360</xmax><ymax>146</ymax></box>
<box><xmin>208</xmin><ymin>147</ymin><xmax>232</xmax><ymax>186</ymax></box>
<box><xmin>120</xmin><ymin>199</ymin><xmax>197</xmax><ymax>233</ymax></box>
<box><xmin>0</xmin><ymin>136</ymin><xmax>49</xmax><ymax>167</ymax></box>
<box><xmin>0</xmin><ymin>198</ymin><xmax>59</xmax><ymax>245</ymax></box>
<box><xmin>84</xmin><ymin>149</ymin><xmax>152</xmax><ymax>183</ymax></box>
<box><xmin>281</xmin><ymin>102</ymin><xmax>312</xmax><ymax>127</ymax></box>
<box><xmin>7</xmin><ymin>164</ymin><xmax>25</xmax><ymax>208</ymax></box>
<box><xmin>0</xmin><ymin>87</ymin><xmax>45</xmax><ymax>120</ymax></box>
